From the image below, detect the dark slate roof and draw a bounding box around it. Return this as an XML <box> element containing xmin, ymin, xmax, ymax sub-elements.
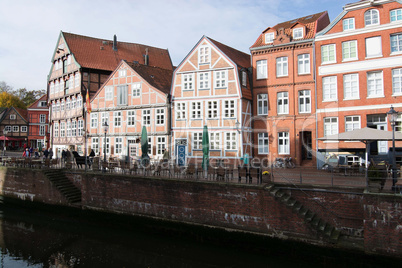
<box><xmin>62</xmin><ymin>32</ymin><xmax>173</xmax><ymax>71</ymax></box>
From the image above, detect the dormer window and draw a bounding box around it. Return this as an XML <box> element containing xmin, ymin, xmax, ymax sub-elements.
<box><xmin>343</xmin><ymin>18</ymin><xmax>355</xmax><ymax>31</ymax></box>
<box><xmin>390</xmin><ymin>9</ymin><xmax>402</xmax><ymax>22</ymax></box>
<box><xmin>293</xmin><ymin>28</ymin><xmax>303</xmax><ymax>39</ymax></box>
<box><xmin>265</xmin><ymin>32</ymin><xmax>275</xmax><ymax>43</ymax></box>
<box><xmin>39</xmin><ymin>101</ymin><xmax>47</xmax><ymax>107</ymax></box>
<box><xmin>199</xmin><ymin>45</ymin><xmax>210</xmax><ymax>64</ymax></box>
<box><xmin>365</xmin><ymin>9</ymin><xmax>379</xmax><ymax>26</ymax></box>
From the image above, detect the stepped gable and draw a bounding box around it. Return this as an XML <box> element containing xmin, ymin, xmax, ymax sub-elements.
<box><xmin>63</xmin><ymin>32</ymin><xmax>173</xmax><ymax>71</ymax></box>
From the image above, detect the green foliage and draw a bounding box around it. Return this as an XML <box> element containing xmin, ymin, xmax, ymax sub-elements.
<box><xmin>0</xmin><ymin>92</ymin><xmax>26</xmax><ymax>109</ymax></box>
<box><xmin>0</xmin><ymin>81</ymin><xmax>46</xmax><ymax>108</ymax></box>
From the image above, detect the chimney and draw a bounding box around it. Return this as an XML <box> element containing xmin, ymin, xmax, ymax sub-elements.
<box><xmin>144</xmin><ymin>48</ymin><xmax>149</xmax><ymax>65</ymax></box>
<box><xmin>113</xmin><ymin>35</ymin><xmax>117</xmax><ymax>51</ymax></box>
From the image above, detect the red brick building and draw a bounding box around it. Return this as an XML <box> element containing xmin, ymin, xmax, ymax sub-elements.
<box><xmin>315</xmin><ymin>0</ymin><xmax>402</xmax><ymax>167</ymax></box>
<box><xmin>250</xmin><ymin>12</ymin><xmax>330</xmax><ymax>166</ymax></box>
<box><xmin>27</xmin><ymin>95</ymin><xmax>49</xmax><ymax>149</ymax></box>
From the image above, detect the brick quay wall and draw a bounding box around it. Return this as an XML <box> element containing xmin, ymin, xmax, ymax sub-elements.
<box><xmin>0</xmin><ymin>167</ymin><xmax>401</xmax><ymax>258</ymax></box>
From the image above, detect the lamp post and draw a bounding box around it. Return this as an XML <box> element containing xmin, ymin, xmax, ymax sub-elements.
<box><xmin>3</xmin><ymin>130</ymin><xmax>7</xmax><ymax>156</ymax></box>
<box><xmin>102</xmin><ymin>122</ymin><xmax>109</xmax><ymax>173</ymax></box>
<box><xmin>387</xmin><ymin>105</ymin><xmax>398</xmax><ymax>189</ymax></box>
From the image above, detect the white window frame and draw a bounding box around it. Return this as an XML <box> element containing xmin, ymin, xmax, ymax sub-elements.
<box><xmin>127</xmin><ymin>110</ymin><xmax>136</xmax><ymax>126</ymax></box>
<box><xmin>265</xmin><ymin>32</ymin><xmax>274</xmax><ymax>43</ymax></box>
<box><xmin>90</xmin><ymin>113</ymin><xmax>98</xmax><ymax>128</ymax></box>
<box><xmin>209</xmin><ymin>132</ymin><xmax>220</xmax><ymax>150</ymax></box>
<box><xmin>157</xmin><ymin>136</ymin><xmax>166</xmax><ymax>156</ymax></box>
<box><xmin>207</xmin><ymin>100</ymin><xmax>219</xmax><ymax>119</ymax></box>
<box><xmin>12</xmin><ymin>126</ymin><xmax>19</xmax><ymax>132</ymax></box>
<box><xmin>75</xmin><ymin>73</ymin><xmax>80</xmax><ymax>88</ymax></box>
<box><xmin>343</xmin><ymin>73</ymin><xmax>359</xmax><ymax>100</ymax></box>
<box><xmin>10</xmin><ymin>114</ymin><xmax>16</xmax><ymax>120</ymax></box>
<box><xmin>223</xmin><ymin>100</ymin><xmax>236</xmax><ymax>118</ymax></box>
<box><xmin>324</xmin><ymin>117</ymin><xmax>338</xmax><ymax>136</ymax></box>
<box><xmin>323</xmin><ymin>76</ymin><xmax>338</xmax><ymax>101</ymax></box>
<box><xmin>182</xmin><ymin>73</ymin><xmax>194</xmax><ymax>91</ymax></box>
<box><xmin>276</xmin><ymin>57</ymin><xmax>288</xmax><ymax>77</ymax></box>
<box><xmin>345</xmin><ymin>116</ymin><xmax>361</xmax><ymax>132</ymax></box>
<box><xmin>60</xmin><ymin>122</ymin><xmax>65</xmax><ymax>137</ymax></box>
<box><xmin>198</xmin><ymin>72</ymin><xmax>210</xmax><ymax>90</ymax></box>
<box><xmin>54</xmin><ymin>123</ymin><xmax>59</xmax><ymax>137</ymax></box>
<box><xmin>214</xmin><ymin>70</ymin><xmax>227</xmax><ymax>88</ymax></box>
<box><xmin>293</xmin><ymin>28</ymin><xmax>303</xmax><ymax>39</ymax></box>
<box><xmin>71</xmin><ymin>120</ymin><xmax>77</xmax><ymax>136</ymax></box>
<box><xmin>118</xmin><ymin>69</ymin><xmax>127</xmax><ymax>77</ymax></box>
<box><xmin>92</xmin><ymin>137</ymin><xmax>99</xmax><ymax>155</ymax></box>
<box><xmin>365</xmin><ymin>9</ymin><xmax>379</xmax><ymax>26</ymax></box>
<box><xmin>365</xmin><ymin>36</ymin><xmax>382</xmax><ymax>58</ymax></box>
<box><xmin>39</xmin><ymin>125</ymin><xmax>45</xmax><ymax>136</ymax></box>
<box><xmin>193</xmin><ymin>132</ymin><xmax>202</xmax><ymax>150</ymax></box>
<box><xmin>298</xmin><ymin>90</ymin><xmax>311</xmax><ymax>113</ymax></box>
<box><xmin>39</xmin><ymin>114</ymin><xmax>46</xmax><ymax>123</ymax></box>
<box><xmin>21</xmin><ymin>126</ymin><xmax>28</xmax><ymax>132</ymax></box>
<box><xmin>298</xmin><ymin>54</ymin><xmax>310</xmax><ymax>75</ymax></box>
<box><xmin>278</xmin><ymin>132</ymin><xmax>289</xmax><ymax>155</ymax></box>
<box><xmin>390</xmin><ymin>9</ymin><xmax>402</xmax><ymax>22</ymax></box>
<box><xmin>256</xmin><ymin>60</ymin><xmax>268</xmax><ymax>79</ymax></box>
<box><xmin>392</xmin><ymin>68</ymin><xmax>402</xmax><ymax>95</ymax></box>
<box><xmin>367</xmin><ymin>71</ymin><xmax>384</xmax><ymax>98</ymax></box>
<box><xmin>105</xmin><ymin>86</ymin><xmax>113</xmax><ymax>100</ymax></box>
<box><xmin>78</xmin><ymin>120</ymin><xmax>83</xmax><ymax>136</ymax></box>
<box><xmin>343</xmin><ymin>18</ymin><xmax>355</xmax><ymax>31</ymax></box>
<box><xmin>225</xmin><ymin>132</ymin><xmax>236</xmax><ymax>151</ymax></box>
<box><xmin>258</xmin><ymin>133</ymin><xmax>269</xmax><ymax>154</ymax></box>
<box><xmin>277</xmin><ymin>92</ymin><xmax>289</xmax><ymax>115</ymax></box>
<box><xmin>321</xmin><ymin>44</ymin><xmax>336</xmax><ymax>64</ymax></box>
<box><xmin>156</xmin><ymin>108</ymin><xmax>165</xmax><ymax>125</ymax></box>
<box><xmin>391</xmin><ymin>33</ymin><xmax>402</xmax><ymax>53</ymax></box>
<box><xmin>176</xmin><ymin>102</ymin><xmax>186</xmax><ymax>120</ymax></box>
<box><xmin>257</xmin><ymin>94</ymin><xmax>268</xmax><ymax>115</ymax></box>
<box><xmin>142</xmin><ymin>109</ymin><xmax>151</xmax><ymax>126</ymax></box>
<box><xmin>101</xmin><ymin>112</ymin><xmax>109</xmax><ymax>127</ymax></box>
<box><xmin>191</xmin><ymin>101</ymin><xmax>202</xmax><ymax>120</ymax></box>
<box><xmin>117</xmin><ymin>85</ymin><xmax>128</xmax><ymax>106</ymax></box>
<box><xmin>115</xmin><ymin>137</ymin><xmax>123</xmax><ymax>155</ymax></box>
<box><xmin>114</xmin><ymin>111</ymin><xmax>122</xmax><ymax>127</ymax></box>
<box><xmin>66</xmin><ymin>121</ymin><xmax>71</xmax><ymax>137</ymax></box>
<box><xmin>342</xmin><ymin>40</ymin><xmax>357</xmax><ymax>61</ymax></box>
<box><xmin>132</xmin><ymin>83</ymin><xmax>141</xmax><ymax>97</ymax></box>
<box><xmin>199</xmin><ymin>45</ymin><xmax>210</xmax><ymax>64</ymax></box>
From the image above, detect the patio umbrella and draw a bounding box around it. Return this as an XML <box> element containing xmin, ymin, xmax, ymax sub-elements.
<box><xmin>38</xmin><ymin>142</ymin><xmax>42</xmax><ymax>154</ymax></box>
<box><xmin>318</xmin><ymin>127</ymin><xmax>402</xmax><ymax>168</ymax></box>
<box><xmin>202</xmin><ymin>125</ymin><xmax>209</xmax><ymax>171</ymax></box>
<box><xmin>141</xmin><ymin>126</ymin><xmax>149</xmax><ymax>166</ymax></box>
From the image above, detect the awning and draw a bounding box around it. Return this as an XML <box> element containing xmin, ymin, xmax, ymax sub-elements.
<box><xmin>0</xmin><ymin>136</ymin><xmax>24</xmax><ymax>141</ymax></box>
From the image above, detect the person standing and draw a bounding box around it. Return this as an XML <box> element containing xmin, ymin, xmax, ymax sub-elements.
<box><xmin>48</xmin><ymin>148</ymin><xmax>53</xmax><ymax>159</ymax></box>
<box><xmin>44</xmin><ymin>148</ymin><xmax>49</xmax><ymax>159</ymax></box>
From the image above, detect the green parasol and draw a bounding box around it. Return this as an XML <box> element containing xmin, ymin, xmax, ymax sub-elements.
<box><xmin>141</xmin><ymin>126</ymin><xmax>149</xmax><ymax>167</ymax></box>
<box><xmin>202</xmin><ymin>125</ymin><xmax>209</xmax><ymax>170</ymax></box>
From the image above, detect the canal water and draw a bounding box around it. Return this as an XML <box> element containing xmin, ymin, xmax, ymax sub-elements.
<box><xmin>0</xmin><ymin>202</ymin><xmax>399</xmax><ymax>268</ymax></box>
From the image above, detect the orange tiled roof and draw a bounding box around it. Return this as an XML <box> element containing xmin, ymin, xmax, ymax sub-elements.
<box><xmin>250</xmin><ymin>11</ymin><xmax>329</xmax><ymax>48</ymax></box>
<box><xmin>63</xmin><ymin>32</ymin><xmax>173</xmax><ymax>71</ymax></box>
<box><xmin>127</xmin><ymin>62</ymin><xmax>173</xmax><ymax>95</ymax></box>
<box><xmin>14</xmin><ymin>107</ymin><xmax>28</xmax><ymax>122</ymax></box>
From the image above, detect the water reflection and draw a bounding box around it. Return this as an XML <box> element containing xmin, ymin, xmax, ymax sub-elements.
<box><xmin>0</xmin><ymin>204</ymin><xmax>399</xmax><ymax>268</ymax></box>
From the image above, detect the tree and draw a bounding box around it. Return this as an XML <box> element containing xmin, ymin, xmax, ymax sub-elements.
<box><xmin>15</xmin><ymin>88</ymin><xmax>46</xmax><ymax>107</ymax></box>
<box><xmin>0</xmin><ymin>92</ymin><xmax>26</xmax><ymax>109</ymax></box>
<box><xmin>0</xmin><ymin>81</ymin><xmax>13</xmax><ymax>93</ymax></box>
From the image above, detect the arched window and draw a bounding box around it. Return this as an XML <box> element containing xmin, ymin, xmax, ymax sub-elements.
<box><xmin>365</xmin><ymin>9</ymin><xmax>379</xmax><ymax>26</ymax></box>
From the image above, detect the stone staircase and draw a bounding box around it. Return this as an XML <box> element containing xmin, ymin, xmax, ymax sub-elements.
<box><xmin>43</xmin><ymin>169</ymin><xmax>81</xmax><ymax>204</ymax></box>
<box><xmin>265</xmin><ymin>184</ymin><xmax>341</xmax><ymax>243</ymax></box>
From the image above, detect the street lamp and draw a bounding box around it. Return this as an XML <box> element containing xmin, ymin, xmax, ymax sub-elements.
<box><xmin>387</xmin><ymin>105</ymin><xmax>398</xmax><ymax>189</ymax></box>
<box><xmin>3</xmin><ymin>130</ymin><xmax>7</xmax><ymax>156</ymax></box>
<box><xmin>102</xmin><ymin>122</ymin><xmax>109</xmax><ymax>173</ymax></box>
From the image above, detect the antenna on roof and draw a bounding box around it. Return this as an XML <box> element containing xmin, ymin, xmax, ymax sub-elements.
<box><xmin>144</xmin><ymin>48</ymin><xmax>149</xmax><ymax>65</ymax></box>
<box><xmin>113</xmin><ymin>35</ymin><xmax>117</xmax><ymax>51</ymax></box>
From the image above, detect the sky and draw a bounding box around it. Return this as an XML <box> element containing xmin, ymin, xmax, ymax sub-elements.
<box><xmin>0</xmin><ymin>0</ymin><xmax>352</xmax><ymax>92</ymax></box>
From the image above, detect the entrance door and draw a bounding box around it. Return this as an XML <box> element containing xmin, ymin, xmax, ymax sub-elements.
<box><xmin>175</xmin><ymin>139</ymin><xmax>187</xmax><ymax>166</ymax></box>
<box><xmin>377</xmin><ymin>124</ymin><xmax>388</xmax><ymax>154</ymax></box>
<box><xmin>301</xmin><ymin>131</ymin><xmax>312</xmax><ymax>160</ymax></box>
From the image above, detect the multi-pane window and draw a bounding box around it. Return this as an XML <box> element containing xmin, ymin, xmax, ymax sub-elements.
<box><xmin>199</xmin><ymin>46</ymin><xmax>210</xmax><ymax>64</ymax></box>
<box><xmin>105</xmin><ymin>86</ymin><xmax>113</xmax><ymax>100</ymax></box>
<box><xmin>55</xmin><ymin>81</ymin><xmax>59</xmax><ymax>93</ymax></box>
<box><xmin>276</xmin><ymin>57</ymin><xmax>288</xmax><ymax>77</ymax></box>
<box><xmin>77</xmin><ymin>95</ymin><xmax>82</xmax><ymax>108</ymax></box>
<box><xmin>293</xmin><ymin>28</ymin><xmax>303</xmax><ymax>39</ymax></box>
<box><xmin>54</xmin><ymin>123</ymin><xmax>59</xmax><ymax>137</ymax></box>
<box><xmin>103</xmin><ymin>137</ymin><xmax>110</xmax><ymax>155</ymax></box>
<box><xmin>225</xmin><ymin>132</ymin><xmax>236</xmax><ymax>150</ymax></box>
<box><xmin>118</xmin><ymin>69</ymin><xmax>127</xmax><ymax>77</ymax></box>
<box><xmin>298</xmin><ymin>54</ymin><xmax>310</xmax><ymax>74</ymax></box>
<box><xmin>75</xmin><ymin>73</ymin><xmax>80</xmax><ymax>88</ymax></box>
<box><xmin>323</xmin><ymin>76</ymin><xmax>337</xmax><ymax>101</ymax></box>
<box><xmin>198</xmin><ymin>72</ymin><xmax>210</xmax><ymax>90</ymax></box>
<box><xmin>78</xmin><ymin>120</ymin><xmax>83</xmax><ymax>136</ymax></box>
<box><xmin>321</xmin><ymin>44</ymin><xmax>336</xmax><ymax>63</ymax></box>
<box><xmin>71</xmin><ymin>121</ymin><xmax>77</xmax><ymax>136</ymax></box>
<box><xmin>61</xmin><ymin>100</ymin><xmax>65</xmax><ymax>111</ymax></box>
<box><xmin>117</xmin><ymin>85</ymin><xmax>128</xmax><ymax>105</ymax></box>
<box><xmin>215</xmin><ymin>71</ymin><xmax>227</xmax><ymax>88</ymax></box>
<box><xmin>64</xmin><ymin>80</ymin><xmax>69</xmax><ymax>94</ymax></box>
<box><xmin>298</xmin><ymin>90</ymin><xmax>311</xmax><ymax>113</ymax></box>
<box><xmin>182</xmin><ymin>74</ymin><xmax>194</xmax><ymax>90</ymax></box>
<box><xmin>11</xmin><ymin>125</ymin><xmax>18</xmax><ymax>132</ymax></box>
<box><xmin>66</xmin><ymin>98</ymin><xmax>71</xmax><ymax>110</ymax></box>
<box><xmin>157</xmin><ymin>137</ymin><xmax>166</xmax><ymax>155</ymax></box>
<box><xmin>344</xmin><ymin>74</ymin><xmax>359</xmax><ymax>99</ymax></box>
<box><xmin>207</xmin><ymin>101</ymin><xmax>218</xmax><ymax>119</ymax></box>
<box><xmin>391</xmin><ymin>33</ymin><xmax>402</xmax><ymax>53</ymax></box>
<box><xmin>209</xmin><ymin>132</ymin><xmax>220</xmax><ymax>150</ymax></box>
<box><xmin>224</xmin><ymin>100</ymin><xmax>235</xmax><ymax>118</ymax></box>
<box><xmin>277</xmin><ymin>92</ymin><xmax>289</xmax><ymax>115</ymax></box>
<box><xmin>115</xmin><ymin>137</ymin><xmax>123</xmax><ymax>154</ymax></box>
<box><xmin>127</xmin><ymin>110</ymin><xmax>136</xmax><ymax>126</ymax></box>
<box><xmin>50</xmin><ymin>82</ymin><xmax>54</xmax><ymax>95</ymax></box>
<box><xmin>156</xmin><ymin>109</ymin><xmax>165</xmax><ymax>125</ymax></box>
<box><xmin>365</xmin><ymin>9</ymin><xmax>379</xmax><ymax>26</ymax></box>
<box><xmin>256</xmin><ymin>60</ymin><xmax>267</xmax><ymax>79</ymax></box>
<box><xmin>392</xmin><ymin>68</ymin><xmax>402</xmax><ymax>94</ymax></box>
<box><xmin>90</xmin><ymin>113</ymin><xmax>98</xmax><ymax>128</ymax></box>
<box><xmin>342</xmin><ymin>40</ymin><xmax>357</xmax><ymax>61</ymax></box>
<box><xmin>366</xmin><ymin>36</ymin><xmax>382</xmax><ymax>57</ymax></box>
<box><xmin>391</xmin><ymin>9</ymin><xmax>402</xmax><ymax>22</ymax></box>
<box><xmin>193</xmin><ymin>132</ymin><xmax>202</xmax><ymax>150</ymax></box>
<box><xmin>265</xmin><ymin>32</ymin><xmax>274</xmax><ymax>43</ymax></box>
<box><xmin>345</xmin><ymin>116</ymin><xmax>361</xmax><ymax>132</ymax></box>
<box><xmin>101</xmin><ymin>112</ymin><xmax>109</xmax><ymax>127</ymax></box>
<box><xmin>132</xmin><ymin>83</ymin><xmax>141</xmax><ymax>97</ymax></box>
<box><xmin>60</xmin><ymin>122</ymin><xmax>65</xmax><ymax>137</ymax></box>
<box><xmin>367</xmin><ymin>71</ymin><xmax>383</xmax><ymax>97</ymax></box>
<box><xmin>324</xmin><ymin>117</ymin><xmax>338</xmax><ymax>136</ymax></box>
<box><xmin>4</xmin><ymin>126</ymin><xmax>11</xmax><ymax>132</ymax></box>
<box><xmin>142</xmin><ymin>109</ymin><xmax>151</xmax><ymax>126</ymax></box>
<box><xmin>40</xmin><ymin>114</ymin><xmax>46</xmax><ymax>123</ymax></box>
<box><xmin>343</xmin><ymin>18</ymin><xmax>355</xmax><ymax>30</ymax></box>
<box><xmin>191</xmin><ymin>102</ymin><xmax>202</xmax><ymax>119</ymax></box>
<box><xmin>147</xmin><ymin>137</ymin><xmax>152</xmax><ymax>155</ymax></box>
<box><xmin>10</xmin><ymin>114</ymin><xmax>16</xmax><ymax>120</ymax></box>
<box><xmin>92</xmin><ymin>138</ymin><xmax>99</xmax><ymax>155</ymax></box>
<box><xmin>71</xmin><ymin>96</ymin><xmax>76</xmax><ymax>109</ymax></box>
<box><xmin>258</xmin><ymin>133</ymin><xmax>269</xmax><ymax>154</ymax></box>
<box><xmin>39</xmin><ymin>125</ymin><xmax>45</xmax><ymax>136</ymax></box>
<box><xmin>176</xmin><ymin>103</ymin><xmax>186</xmax><ymax>119</ymax></box>
<box><xmin>67</xmin><ymin>121</ymin><xmax>72</xmax><ymax>137</ymax></box>
<box><xmin>257</xmin><ymin>94</ymin><xmax>268</xmax><ymax>115</ymax></box>
<box><xmin>278</xmin><ymin>132</ymin><xmax>289</xmax><ymax>155</ymax></box>
<box><xmin>114</xmin><ymin>111</ymin><xmax>122</xmax><ymax>127</ymax></box>
<box><xmin>21</xmin><ymin>126</ymin><xmax>27</xmax><ymax>132</ymax></box>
